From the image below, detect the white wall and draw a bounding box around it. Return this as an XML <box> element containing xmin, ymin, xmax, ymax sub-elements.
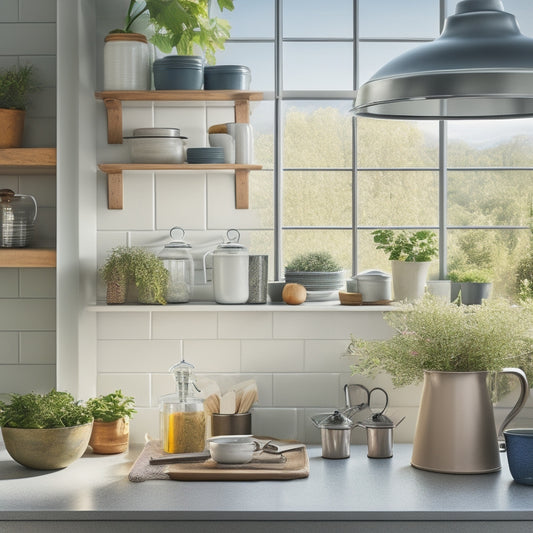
<box><xmin>0</xmin><ymin>0</ymin><xmax>57</xmax><ymax>395</ymax></box>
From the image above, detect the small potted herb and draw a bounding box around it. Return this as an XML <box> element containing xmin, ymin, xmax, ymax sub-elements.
<box><xmin>372</xmin><ymin>229</ymin><xmax>438</xmax><ymax>301</ymax></box>
<box><xmin>100</xmin><ymin>246</ymin><xmax>169</xmax><ymax>305</ymax></box>
<box><xmin>0</xmin><ymin>390</ymin><xmax>93</xmax><ymax>470</ymax></box>
<box><xmin>86</xmin><ymin>390</ymin><xmax>136</xmax><ymax>454</ymax></box>
<box><xmin>449</xmin><ymin>268</ymin><xmax>492</xmax><ymax>305</ymax></box>
<box><xmin>284</xmin><ymin>251</ymin><xmax>345</xmax><ymax>299</ymax></box>
<box><xmin>0</xmin><ymin>64</ymin><xmax>39</xmax><ymax>148</ymax></box>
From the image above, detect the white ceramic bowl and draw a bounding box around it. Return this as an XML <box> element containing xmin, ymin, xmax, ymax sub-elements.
<box><xmin>208</xmin><ymin>435</ymin><xmax>260</xmax><ymax>464</ymax></box>
<box><xmin>124</xmin><ymin>136</ymin><xmax>188</xmax><ymax>164</ymax></box>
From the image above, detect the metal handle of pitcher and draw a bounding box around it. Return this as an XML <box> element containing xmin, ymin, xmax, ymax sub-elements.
<box><xmin>497</xmin><ymin>367</ymin><xmax>529</xmax><ymax>452</ymax></box>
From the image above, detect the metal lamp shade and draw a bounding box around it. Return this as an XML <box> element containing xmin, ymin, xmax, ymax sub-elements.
<box><xmin>353</xmin><ymin>0</ymin><xmax>533</xmax><ymax>120</ymax></box>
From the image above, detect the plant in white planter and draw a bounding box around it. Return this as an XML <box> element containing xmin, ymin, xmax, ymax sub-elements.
<box><xmin>372</xmin><ymin>229</ymin><xmax>438</xmax><ymax>301</ymax></box>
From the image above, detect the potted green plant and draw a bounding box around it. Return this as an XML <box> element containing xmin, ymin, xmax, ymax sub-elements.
<box><xmin>347</xmin><ymin>296</ymin><xmax>533</xmax><ymax>474</ymax></box>
<box><xmin>372</xmin><ymin>229</ymin><xmax>438</xmax><ymax>301</ymax></box>
<box><xmin>0</xmin><ymin>64</ymin><xmax>39</xmax><ymax>148</ymax></box>
<box><xmin>86</xmin><ymin>390</ymin><xmax>136</xmax><ymax>454</ymax></box>
<box><xmin>449</xmin><ymin>268</ymin><xmax>493</xmax><ymax>305</ymax></box>
<box><xmin>284</xmin><ymin>251</ymin><xmax>345</xmax><ymax>300</ymax></box>
<box><xmin>0</xmin><ymin>390</ymin><xmax>93</xmax><ymax>470</ymax></box>
<box><xmin>100</xmin><ymin>246</ymin><xmax>169</xmax><ymax>305</ymax></box>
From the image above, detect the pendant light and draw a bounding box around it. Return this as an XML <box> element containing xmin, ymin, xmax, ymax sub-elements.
<box><xmin>353</xmin><ymin>0</ymin><xmax>533</xmax><ymax>120</ymax></box>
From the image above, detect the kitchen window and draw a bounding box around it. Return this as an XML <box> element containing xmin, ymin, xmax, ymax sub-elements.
<box><xmin>213</xmin><ymin>0</ymin><xmax>533</xmax><ymax>297</ymax></box>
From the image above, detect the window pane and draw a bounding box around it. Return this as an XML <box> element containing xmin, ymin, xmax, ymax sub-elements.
<box><xmin>357</xmin><ymin>118</ymin><xmax>438</xmax><ymax>168</ymax></box>
<box><xmin>249</xmin><ymin>229</ymin><xmax>275</xmax><ymax>279</ymax></box>
<box><xmin>215</xmin><ymin>43</ymin><xmax>274</xmax><ymax>91</ymax></box>
<box><xmin>503</xmin><ymin>1</ymin><xmax>533</xmax><ymax>36</ymax></box>
<box><xmin>447</xmin><ymin>229</ymin><xmax>531</xmax><ymax>298</ymax></box>
<box><xmin>211</xmin><ymin>0</ymin><xmax>275</xmax><ymax>39</ymax></box>
<box><xmin>358</xmin><ymin>171</ymin><xmax>438</xmax><ymax>227</ymax></box>
<box><xmin>359</xmin><ymin>0</ymin><xmax>440</xmax><ymax>38</ymax></box>
<box><xmin>448</xmin><ymin>171</ymin><xmax>533</xmax><ymax>227</ymax></box>
<box><xmin>358</xmin><ymin>42</ymin><xmax>423</xmax><ymax>85</ymax></box>
<box><xmin>283</xmin><ymin>101</ymin><xmax>353</xmax><ymax>168</ymax></box>
<box><xmin>249</xmin><ymin>170</ymin><xmax>274</xmax><ymax>229</ymax></box>
<box><xmin>282</xmin><ymin>230</ymin><xmax>351</xmax><ymax>275</ymax></box>
<box><xmin>283</xmin><ymin>171</ymin><xmax>352</xmax><ymax>227</ymax></box>
<box><xmin>283</xmin><ymin>42</ymin><xmax>353</xmax><ymax>91</ymax></box>
<box><xmin>447</xmin><ymin>119</ymin><xmax>533</xmax><ymax>167</ymax></box>
<box><xmin>283</xmin><ymin>0</ymin><xmax>353</xmax><ymax>38</ymax></box>
<box><xmin>252</xmin><ymin>100</ymin><xmax>275</xmax><ymax>169</ymax></box>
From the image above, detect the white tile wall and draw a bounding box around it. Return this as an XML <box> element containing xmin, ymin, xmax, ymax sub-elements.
<box><xmin>0</xmin><ymin>0</ymin><xmax>57</xmax><ymax>394</ymax></box>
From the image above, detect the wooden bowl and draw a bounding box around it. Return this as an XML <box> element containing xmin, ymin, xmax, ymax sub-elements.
<box><xmin>338</xmin><ymin>291</ymin><xmax>363</xmax><ymax>305</ymax></box>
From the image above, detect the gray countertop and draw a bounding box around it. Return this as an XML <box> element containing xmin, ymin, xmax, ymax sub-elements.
<box><xmin>1</xmin><ymin>442</ymin><xmax>532</xmax><ymax>531</ymax></box>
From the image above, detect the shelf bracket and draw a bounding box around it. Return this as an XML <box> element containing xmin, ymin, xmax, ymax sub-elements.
<box><xmin>234</xmin><ymin>100</ymin><xmax>250</xmax><ymax>124</ymax></box>
<box><xmin>107</xmin><ymin>171</ymin><xmax>123</xmax><ymax>209</ymax></box>
<box><xmin>235</xmin><ymin>169</ymin><xmax>249</xmax><ymax>209</ymax></box>
<box><xmin>103</xmin><ymin>98</ymin><xmax>123</xmax><ymax>144</ymax></box>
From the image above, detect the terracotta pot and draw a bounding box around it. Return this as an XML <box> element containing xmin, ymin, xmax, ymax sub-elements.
<box><xmin>89</xmin><ymin>417</ymin><xmax>130</xmax><ymax>454</ymax></box>
<box><xmin>1</xmin><ymin>423</ymin><xmax>93</xmax><ymax>470</ymax></box>
<box><xmin>0</xmin><ymin>108</ymin><xmax>25</xmax><ymax>148</ymax></box>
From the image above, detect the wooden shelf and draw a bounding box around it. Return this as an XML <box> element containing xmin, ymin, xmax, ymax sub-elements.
<box><xmin>0</xmin><ymin>248</ymin><xmax>56</xmax><ymax>268</ymax></box>
<box><xmin>0</xmin><ymin>148</ymin><xmax>56</xmax><ymax>174</ymax></box>
<box><xmin>95</xmin><ymin>90</ymin><xmax>263</xmax><ymax>144</ymax></box>
<box><xmin>98</xmin><ymin>163</ymin><xmax>262</xmax><ymax>210</ymax></box>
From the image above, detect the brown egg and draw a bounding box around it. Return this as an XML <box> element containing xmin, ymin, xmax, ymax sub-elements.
<box><xmin>282</xmin><ymin>283</ymin><xmax>307</xmax><ymax>305</ymax></box>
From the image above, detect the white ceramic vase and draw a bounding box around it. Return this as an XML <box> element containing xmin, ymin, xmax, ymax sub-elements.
<box><xmin>391</xmin><ymin>260</ymin><xmax>431</xmax><ymax>301</ymax></box>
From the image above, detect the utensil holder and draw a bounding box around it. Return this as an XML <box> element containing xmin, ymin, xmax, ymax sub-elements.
<box><xmin>212</xmin><ymin>413</ymin><xmax>252</xmax><ymax>436</ymax></box>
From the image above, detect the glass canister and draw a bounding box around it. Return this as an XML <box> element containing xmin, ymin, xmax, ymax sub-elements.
<box><xmin>212</xmin><ymin>229</ymin><xmax>249</xmax><ymax>304</ymax></box>
<box><xmin>0</xmin><ymin>189</ymin><xmax>37</xmax><ymax>248</ymax></box>
<box><xmin>159</xmin><ymin>359</ymin><xmax>206</xmax><ymax>454</ymax></box>
<box><xmin>158</xmin><ymin>226</ymin><xmax>195</xmax><ymax>303</ymax></box>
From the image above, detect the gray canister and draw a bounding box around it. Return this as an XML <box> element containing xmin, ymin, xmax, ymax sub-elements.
<box><xmin>248</xmin><ymin>255</ymin><xmax>268</xmax><ymax>304</ymax></box>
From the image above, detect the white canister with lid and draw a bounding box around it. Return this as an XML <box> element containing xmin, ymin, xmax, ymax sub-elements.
<box><xmin>347</xmin><ymin>270</ymin><xmax>391</xmax><ymax>302</ymax></box>
<box><xmin>207</xmin><ymin>229</ymin><xmax>249</xmax><ymax>304</ymax></box>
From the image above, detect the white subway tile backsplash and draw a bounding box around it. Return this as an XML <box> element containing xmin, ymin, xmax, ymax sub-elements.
<box><xmin>151</xmin><ymin>373</ymin><xmax>176</xmax><ymax>407</ymax></box>
<box><xmin>155</xmin><ymin>172</ymin><xmax>206</xmax><ymax>230</ymax></box>
<box><xmin>0</xmin><ymin>299</ymin><xmax>55</xmax><ymax>330</ymax></box>
<box><xmin>20</xmin><ymin>55</ymin><xmax>56</xmax><ymax>88</ymax></box>
<box><xmin>19</xmin><ymin>175</ymin><xmax>56</xmax><ymax>207</ymax></box>
<box><xmin>23</xmin><ymin>117</ymin><xmax>56</xmax><ymax>147</ymax></box>
<box><xmin>19</xmin><ymin>0</ymin><xmax>57</xmax><ymax>22</ymax></box>
<box><xmin>273</xmin><ymin>373</ymin><xmax>340</xmax><ymax>407</ymax></box>
<box><xmin>251</xmin><ymin>408</ymin><xmax>298</xmax><ymax>441</ymax></box>
<box><xmin>0</xmin><ymin>365</ymin><xmax>55</xmax><ymax>394</ymax></box>
<box><xmin>218</xmin><ymin>311</ymin><xmax>272</xmax><ymax>339</ymax></box>
<box><xmin>273</xmin><ymin>311</ymin><xmax>394</xmax><ymax>340</ymax></box>
<box><xmin>0</xmin><ymin>332</ymin><xmax>19</xmax><ymax>364</ymax></box>
<box><xmin>19</xmin><ymin>268</ymin><xmax>56</xmax><ymax>298</ymax></box>
<box><xmin>32</xmin><ymin>206</ymin><xmax>56</xmax><ymax>247</ymax></box>
<box><xmin>0</xmin><ymin>0</ymin><xmax>18</xmax><ymax>22</ymax></box>
<box><xmin>241</xmin><ymin>339</ymin><xmax>304</xmax><ymax>373</ymax></box>
<box><xmin>97</xmin><ymin>373</ymin><xmax>151</xmax><ymax>408</ymax></box>
<box><xmin>98</xmin><ymin>340</ymin><xmax>181</xmax><ymax>373</ymax></box>
<box><xmin>19</xmin><ymin>332</ymin><xmax>56</xmax><ymax>364</ymax></box>
<box><xmin>0</xmin><ymin>23</ymin><xmax>56</xmax><ymax>55</ymax></box>
<box><xmin>122</xmin><ymin>103</ymin><xmax>154</xmax><ymax>136</ymax></box>
<box><xmin>154</xmin><ymin>105</ymin><xmax>206</xmax><ymax>148</ymax></box>
<box><xmin>0</xmin><ymin>269</ymin><xmax>19</xmax><ymax>297</ymax></box>
<box><xmin>152</xmin><ymin>311</ymin><xmax>218</xmax><ymax>339</ymax></box>
<box><xmin>305</xmin><ymin>340</ymin><xmax>354</xmax><ymax>373</ymax></box>
<box><xmin>130</xmin><ymin>407</ymin><xmax>159</xmax><ymax>443</ymax></box>
<box><xmin>97</xmin><ymin>312</ymin><xmax>151</xmax><ymax>340</ymax></box>
<box><xmin>182</xmin><ymin>339</ymin><xmax>241</xmax><ymax>372</ymax></box>
<box><xmin>97</xmin><ymin>172</ymin><xmax>155</xmax><ymax>231</ymax></box>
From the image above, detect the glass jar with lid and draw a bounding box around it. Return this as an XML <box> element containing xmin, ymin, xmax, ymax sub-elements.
<box><xmin>0</xmin><ymin>189</ymin><xmax>37</xmax><ymax>248</ymax></box>
<box><xmin>158</xmin><ymin>226</ymin><xmax>195</xmax><ymax>303</ymax></box>
<box><xmin>159</xmin><ymin>359</ymin><xmax>206</xmax><ymax>454</ymax></box>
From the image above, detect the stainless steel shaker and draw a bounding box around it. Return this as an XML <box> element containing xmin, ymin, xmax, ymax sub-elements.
<box><xmin>311</xmin><ymin>410</ymin><xmax>355</xmax><ymax>459</ymax></box>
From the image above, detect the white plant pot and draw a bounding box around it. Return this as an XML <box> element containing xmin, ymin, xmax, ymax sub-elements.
<box><xmin>391</xmin><ymin>260</ymin><xmax>431</xmax><ymax>301</ymax></box>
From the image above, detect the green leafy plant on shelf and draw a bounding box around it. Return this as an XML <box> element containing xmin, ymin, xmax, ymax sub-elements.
<box><xmin>100</xmin><ymin>246</ymin><xmax>168</xmax><ymax>305</ymax></box>
<box><xmin>285</xmin><ymin>251</ymin><xmax>343</xmax><ymax>272</ymax></box>
<box><xmin>346</xmin><ymin>295</ymin><xmax>533</xmax><ymax>388</ymax></box>
<box><xmin>86</xmin><ymin>390</ymin><xmax>136</xmax><ymax>423</ymax></box>
<box><xmin>0</xmin><ymin>64</ymin><xmax>39</xmax><ymax>110</ymax></box>
<box><xmin>372</xmin><ymin>229</ymin><xmax>438</xmax><ymax>262</ymax></box>
<box><xmin>448</xmin><ymin>268</ymin><xmax>493</xmax><ymax>283</ymax></box>
<box><xmin>0</xmin><ymin>390</ymin><xmax>93</xmax><ymax>429</ymax></box>
<box><xmin>112</xmin><ymin>0</ymin><xmax>235</xmax><ymax>64</ymax></box>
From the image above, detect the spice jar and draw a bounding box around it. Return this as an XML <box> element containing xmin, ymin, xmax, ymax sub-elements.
<box><xmin>159</xmin><ymin>359</ymin><xmax>206</xmax><ymax>454</ymax></box>
<box><xmin>158</xmin><ymin>226</ymin><xmax>195</xmax><ymax>303</ymax></box>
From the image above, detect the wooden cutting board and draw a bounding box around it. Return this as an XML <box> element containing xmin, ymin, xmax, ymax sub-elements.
<box><xmin>166</xmin><ymin>447</ymin><xmax>309</xmax><ymax>481</ymax></box>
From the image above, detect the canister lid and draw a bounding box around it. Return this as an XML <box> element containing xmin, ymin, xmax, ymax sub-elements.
<box><xmin>104</xmin><ymin>32</ymin><xmax>148</xmax><ymax>44</ymax></box>
<box><xmin>164</xmin><ymin>226</ymin><xmax>192</xmax><ymax>249</ymax></box>
<box><xmin>353</xmin><ymin>269</ymin><xmax>391</xmax><ymax>281</ymax></box>
<box><xmin>311</xmin><ymin>410</ymin><xmax>354</xmax><ymax>430</ymax></box>
<box><xmin>215</xmin><ymin>228</ymin><xmax>248</xmax><ymax>252</ymax></box>
<box><xmin>357</xmin><ymin>413</ymin><xmax>405</xmax><ymax>429</ymax></box>
<box><xmin>153</xmin><ymin>56</ymin><xmax>205</xmax><ymax>69</ymax></box>
<box><xmin>133</xmin><ymin>127</ymin><xmax>181</xmax><ymax>137</ymax></box>
<box><xmin>204</xmin><ymin>65</ymin><xmax>251</xmax><ymax>75</ymax></box>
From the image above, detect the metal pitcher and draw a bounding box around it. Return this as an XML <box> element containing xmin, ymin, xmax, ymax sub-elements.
<box><xmin>411</xmin><ymin>369</ymin><xmax>528</xmax><ymax>474</ymax></box>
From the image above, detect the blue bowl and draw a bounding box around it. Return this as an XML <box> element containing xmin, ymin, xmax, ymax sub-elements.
<box><xmin>504</xmin><ymin>429</ymin><xmax>533</xmax><ymax>485</ymax></box>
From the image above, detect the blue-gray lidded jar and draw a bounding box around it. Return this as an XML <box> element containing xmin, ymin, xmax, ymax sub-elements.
<box><xmin>204</xmin><ymin>65</ymin><xmax>251</xmax><ymax>90</ymax></box>
<box><xmin>153</xmin><ymin>56</ymin><xmax>204</xmax><ymax>90</ymax></box>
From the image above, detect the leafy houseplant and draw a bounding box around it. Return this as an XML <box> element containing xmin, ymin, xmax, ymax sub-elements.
<box><xmin>372</xmin><ymin>230</ymin><xmax>438</xmax><ymax>301</ymax></box>
<box><xmin>285</xmin><ymin>251</ymin><xmax>343</xmax><ymax>273</ymax></box>
<box><xmin>114</xmin><ymin>0</ymin><xmax>235</xmax><ymax>64</ymax></box>
<box><xmin>100</xmin><ymin>246</ymin><xmax>169</xmax><ymax>305</ymax></box>
<box><xmin>0</xmin><ymin>64</ymin><xmax>39</xmax><ymax>148</ymax></box>
<box><xmin>0</xmin><ymin>390</ymin><xmax>93</xmax><ymax>470</ymax></box>
<box><xmin>86</xmin><ymin>390</ymin><xmax>136</xmax><ymax>454</ymax></box>
<box><xmin>449</xmin><ymin>268</ymin><xmax>493</xmax><ymax>305</ymax></box>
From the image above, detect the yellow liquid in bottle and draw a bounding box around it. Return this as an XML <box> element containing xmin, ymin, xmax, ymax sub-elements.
<box><xmin>165</xmin><ymin>410</ymin><xmax>206</xmax><ymax>453</ymax></box>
